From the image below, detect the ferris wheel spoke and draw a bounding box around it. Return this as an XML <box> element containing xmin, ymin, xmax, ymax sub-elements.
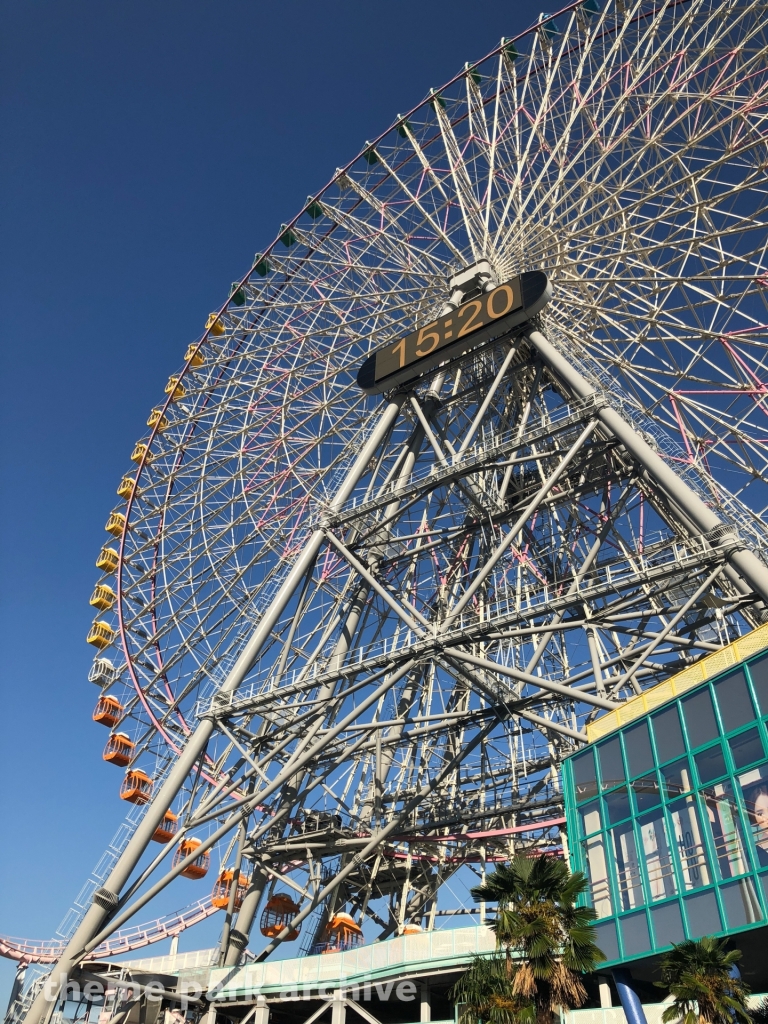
<box><xmin>32</xmin><ymin>6</ymin><xmax>768</xmax><ymax>1008</ymax></box>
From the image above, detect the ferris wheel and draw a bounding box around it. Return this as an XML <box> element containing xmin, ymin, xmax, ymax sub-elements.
<box><xmin>20</xmin><ymin>0</ymin><xmax>768</xmax><ymax>1018</ymax></box>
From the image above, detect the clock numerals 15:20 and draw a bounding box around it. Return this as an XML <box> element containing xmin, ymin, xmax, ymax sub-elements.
<box><xmin>381</xmin><ymin>280</ymin><xmax>520</xmax><ymax>375</ymax></box>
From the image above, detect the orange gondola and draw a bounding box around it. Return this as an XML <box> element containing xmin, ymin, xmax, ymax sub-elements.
<box><xmin>211</xmin><ymin>870</ymin><xmax>249</xmax><ymax>910</ymax></box>
<box><xmin>320</xmin><ymin>912</ymin><xmax>362</xmax><ymax>953</ymax></box>
<box><xmin>152</xmin><ymin>810</ymin><xmax>179</xmax><ymax>844</ymax></box>
<box><xmin>260</xmin><ymin>894</ymin><xmax>301</xmax><ymax>940</ymax></box>
<box><xmin>120</xmin><ymin>769</ymin><xmax>153</xmax><ymax>804</ymax></box>
<box><xmin>173</xmin><ymin>838</ymin><xmax>209</xmax><ymax>880</ymax></box>
<box><xmin>93</xmin><ymin>695</ymin><xmax>124</xmax><ymax>728</ymax></box>
<box><xmin>103</xmin><ymin>732</ymin><xmax>134</xmax><ymax>767</ymax></box>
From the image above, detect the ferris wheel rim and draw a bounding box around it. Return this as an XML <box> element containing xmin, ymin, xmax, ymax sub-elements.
<box><xmin>100</xmin><ymin>0</ymin><xmax>768</xmax><ymax>782</ymax></box>
<box><xmin>36</xmin><ymin>0</ymin><xmax>768</xmax><ymax>986</ymax></box>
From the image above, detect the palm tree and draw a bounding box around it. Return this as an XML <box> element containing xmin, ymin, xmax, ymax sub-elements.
<box><xmin>450</xmin><ymin>854</ymin><xmax>604</xmax><ymax>1024</ymax></box>
<box><xmin>450</xmin><ymin>953</ymin><xmax>532</xmax><ymax>1024</ymax></box>
<box><xmin>655</xmin><ymin>937</ymin><xmax>750</xmax><ymax>1024</ymax></box>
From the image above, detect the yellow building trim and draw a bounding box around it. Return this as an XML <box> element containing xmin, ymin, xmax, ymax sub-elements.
<box><xmin>585</xmin><ymin>621</ymin><xmax>768</xmax><ymax>743</ymax></box>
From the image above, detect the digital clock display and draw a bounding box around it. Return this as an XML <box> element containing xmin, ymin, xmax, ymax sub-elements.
<box><xmin>357</xmin><ymin>271</ymin><xmax>550</xmax><ymax>395</ymax></box>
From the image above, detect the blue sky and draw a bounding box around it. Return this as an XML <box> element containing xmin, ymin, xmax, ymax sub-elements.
<box><xmin>0</xmin><ymin>0</ymin><xmax>546</xmax><ymax>1004</ymax></box>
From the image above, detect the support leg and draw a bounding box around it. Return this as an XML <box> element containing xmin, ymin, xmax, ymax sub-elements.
<box><xmin>5</xmin><ymin>964</ymin><xmax>27</xmax><ymax>1020</ymax></box>
<box><xmin>612</xmin><ymin>969</ymin><xmax>647</xmax><ymax>1024</ymax></box>
<box><xmin>23</xmin><ymin>398</ymin><xmax>405</xmax><ymax>1024</ymax></box>
<box><xmin>420</xmin><ymin>984</ymin><xmax>431</xmax><ymax>1023</ymax></box>
<box><xmin>223</xmin><ymin>866</ymin><xmax>269</xmax><ymax>966</ymax></box>
<box><xmin>598</xmin><ymin>978</ymin><xmax>612</xmax><ymax>1010</ymax></box>
<box><xmin>253</xmin><ymin>996</ymin><xmax>269</xmax><ymax>1024</ymax></box>
<box><xmin>525</xmin><ymin>328</ymin><xmax>768</xmax><ymax>603</ymax></box>
<box><xmin>331</xmin><ymin>992</ymin><xmax>346</xmax><ymax>1024</ymax></box>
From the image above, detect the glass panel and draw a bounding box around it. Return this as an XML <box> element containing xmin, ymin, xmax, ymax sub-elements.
<box><xmin>701</xmin><ymin>780</ymin><xmax>751</xmax><ymax>880</ymax></box>
<box><xmin>714</xmin><ymin>670</ymin><xmax>754</xmax><ymax>733</ymax></box>
<box><xmin>661</xmin><ymin>758</ymin><xmax>692</xmax><ymax>800</ymax></box>
<box><xmin>650</xmin><ymin>901</ymin><xmax>684</xmax><ymax>947</ymax></box>
<box><xmin>572</xmin><ymin>749</ymin><xmax>598</xmax><ymax>803</ymax></box>
<box><xmin>695</xmin><ymin>743</ymin><xmax>727</xmax><ymax>784</ymax></box>
<box><xmin>598</xmin><ymin>736</ymin><xmax>625</xmax><ymax>791</ymax></box>
<box><xmin>759</xmin><ymin>872</ymin><xmax>768</xmax><ymax>905</ymax></box>
<box><xmin>719</xmin><ymin>879</ymin><xmax>762</xmax><ymax>928</ymax></box>
<box><xmin>747</xmin><ymin>655</ymin><xmax>768</xmax><ymax>717</ymax></box>
<box><xmin>624</xmin><ymin>721</ymin><xmax>654</xmax><ymax>778</ymax></box>
<box><xmin>668</xmin><ymin>796</ymin><xmax>711</xmax><ymax>890</ymax></box>
<box><xmin>611</xmin><ymin>822</ymin><xmax>644</xmax><ymax>911</ymax></box>
<box><xmin>632</xmin><ymin>775</ymin><xmax>661</xmax><ymax>812</ymax></box>
<box><xmin>684</xmin><ymin>889</ymin><xmax>722</xmax><ymax>937</ymax></box>
<box><xmin>579</xmin><ymin>800</ymin><xmax>602</xmax><ymax>838</ymax></box>
<box><xmin>582</xmin><ymin>835</ymin><xmax>612</xmax><ymax>918</ymax></box>
<box><xmin>682</xmin><ymin>688</ymin><xmax>719</xmax><ymax>747</ymax></box>
<box><xmin>639</xmin><ymin>811</ymin><xmax>677</xmax><ymax>901</ymax></box>
<box><xmin>652</xmin><ymin>705</ymin><xmax>685</xmax><ymax>761</ymax></box>
<box><xmin>594</xmin><ymin>920</ymin><xmax>619</xmax><ymax>963</ymax></box>
<box><xmin>619</xmin><ymin>911</ymin><xmax>651</xmax><ymax>956</ymax></box>
<box><xmin>729</xmin><ymin>728</ymin><xmax>764</xmax><ymax>770</ymax></box>
<box><xmin>606</xmin><ymin>786</ymin><xmax>631</xmax><ymax>824</ymax></box>
<box><xmin>736</xmin><ymin>766</ymin><xmax>768</xmax><ymax>868</ymax></box>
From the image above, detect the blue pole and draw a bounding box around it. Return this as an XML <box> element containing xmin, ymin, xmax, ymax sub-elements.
<box><xmin>612</xmin><ymin>969</ymin><xmax>648</xmax><ymax>1024</ymax></box>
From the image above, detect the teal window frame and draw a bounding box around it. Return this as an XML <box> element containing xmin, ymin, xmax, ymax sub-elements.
<box><xmin>563</xmin><ymin>651</ymin><xmax>768</xmax><ymax>966</ymax></box>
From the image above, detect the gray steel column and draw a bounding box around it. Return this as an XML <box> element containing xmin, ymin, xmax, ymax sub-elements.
<box><xmin>24</xmin><ymin>397</ymin><xmax>404</xmax><ymax>1024</ymax></box>
<box><xmin>419</xmin><ymin>984</ymin><xmax>431</xmax><ymax>1023</ymax></box>
<box><xmin>222</xmin><ymin>865</ymin><xmax>269</xmax><ymax>967</ymax></box>
<box><xmin>525</xmin><ymin>328</ymin><xmax>768</xmax><ymax>603</ymax></box>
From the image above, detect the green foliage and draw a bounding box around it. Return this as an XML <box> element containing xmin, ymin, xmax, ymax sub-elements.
<box><xmin>451</xmin><ymin>954</ymin><xmax>534</xmax><ymax>1024</ymax></box>
<box><xmin>654</xmin><ymin>937</ymin><xmax>750</xmax><ymax>1024</ymax></box>
<box><xmin>750</xmin><ymin>996</ymin><xmax>768</xmax><ymax>1024</ymax></box>
<box><xmin>450</xmin><ymin>855</ymin><xmax>605</xmax><ymax>1024</ymax></box>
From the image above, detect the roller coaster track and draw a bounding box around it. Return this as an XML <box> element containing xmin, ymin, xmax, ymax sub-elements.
<box><xmin>0</xmin><ymin>898</ymin><xmax>218</xmax><ymax>964</ymax></box>
<box><xmin>1</xmin><ymin>816</ymin><xmax>566</xmax><ymax>965</ymax></box>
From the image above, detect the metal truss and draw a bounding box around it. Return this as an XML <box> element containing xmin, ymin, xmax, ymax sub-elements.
<box><xmin>19</xmin><ymin>0</ymin><xmax>768</xmax><ymax>1020</ymax></box>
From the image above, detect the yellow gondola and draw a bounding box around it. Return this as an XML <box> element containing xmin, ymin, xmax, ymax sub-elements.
<box><xmin>184</xmin><ymin>344</ymin><xmax>204</xmax><ymax>367</ymax></box>
<box><xmin>96</xmin><ymin>547</ymin><xmax>119</xmax><ymax>573</ymax></box>
<box><xmin>205</xmin><ymin>313</ymin><xmax>226</xmax><ymax>336</ymax></box>
<box><xmin>87</xmin><ymin>621</ymin><xmax>115</xmax><ymax>650</ymax></box>
<box><xmin>147</xmin><ymin>408</ymin><xmax>169</xmax><ymax>432</ymax></box>
<box><xmin>164</xmin><ymin>376</ymin><xmax>185</xmax><ymax>401</ymax></box>
<box><xmin>105</xmin><ymin>512</ymin><xmax>126</xmax><ymax>537</ymax></box>
<box><xmin>90</xmin><ymin>584</ymin><xmax>116</xmax><ymax>611</ymax></box>
<box><xmin>131</xmin><ymin>442</ymin><xmax>154</xmax><ymax>464</ymax></box>
<box><xmin>116</xmin><ymin>475</ymin><xmax>136</xmax><ymax>499</ymax></box>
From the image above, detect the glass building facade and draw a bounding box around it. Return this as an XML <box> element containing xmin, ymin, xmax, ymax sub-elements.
<box><xmin>562</xmin><ymin>649</ymin><xmax>768</xmax><ymax>967</ymax></box>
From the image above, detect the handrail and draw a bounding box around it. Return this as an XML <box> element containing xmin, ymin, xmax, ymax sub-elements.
<box><xmin>0</xmin><ymin>898</ymin><xmax>218</xmax><ymax>964</ymax></box>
